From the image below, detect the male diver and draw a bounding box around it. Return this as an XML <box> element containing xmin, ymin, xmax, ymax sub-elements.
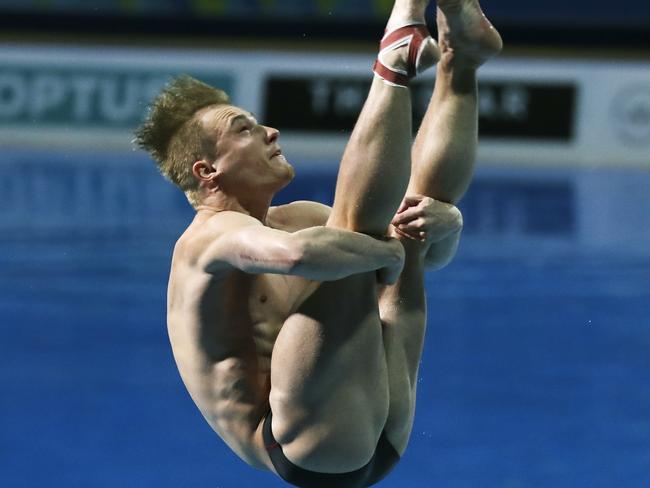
<box><xmin>135</xmin><ymin>0</ymin><xmax>501</xmax><ymax>486</ymax></box>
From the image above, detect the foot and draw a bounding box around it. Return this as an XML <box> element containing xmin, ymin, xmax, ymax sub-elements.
<box><xmin>375</xmin><ymin>0</ymin><xmax>440</xmax><ymax>86</ymax></box>
<box><xmin>436</xmin><ymin>0</ymin><xmax>503</xmax><ymax>69</ymax></box>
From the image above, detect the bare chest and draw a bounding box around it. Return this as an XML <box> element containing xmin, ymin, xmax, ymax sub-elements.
<box><xmin>167</xmin><ymin>263</ymin><xmax>319</xmax><ymax>408</ymax></box>
<box><xmin>247</xmin><ymin>273</ymin><xmax>316</xmax><ymax>369</ymax></box>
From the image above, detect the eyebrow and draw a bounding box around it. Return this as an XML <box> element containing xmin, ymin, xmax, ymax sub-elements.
<box><xmin>229</xmin><ymin>113</ymin><xmax>257</xmax><ymax>128</ymax></box>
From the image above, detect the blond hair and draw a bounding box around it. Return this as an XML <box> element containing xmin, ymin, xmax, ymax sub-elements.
<box><xmin>134</xmin><ymin>75</ymin><xmax>230</xmax><ymax>206</ymax></box>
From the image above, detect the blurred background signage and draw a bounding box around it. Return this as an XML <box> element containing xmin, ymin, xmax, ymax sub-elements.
<box><xmin>0</xmin><ymin>47</ymin><xmax>647</xmax><ymax>168</ymax></box>
<box><xmin>265</xmin><ymin>76</ymin><xmax>576</xmax><ymax>141</ymax></box>
<box><xmin>0</xmin><ymin>64</ymin><xmax>233</xmax><ymax>129</ymax></box>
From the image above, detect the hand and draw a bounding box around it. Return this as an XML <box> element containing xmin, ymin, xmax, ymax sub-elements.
<box><xmin>390</xmin><ymin>195</ymin><xmax>463</xmax><ymax>243</ymax></box>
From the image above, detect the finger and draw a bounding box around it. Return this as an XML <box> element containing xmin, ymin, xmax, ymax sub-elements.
<box><xmin>403</xmin><ymin>194</ymin><xmax>425</xmax><ymax>204</ymax></box>
<box><xmin>404</xmin><ymin>221</ymin><xmax>455</xmax><ymax>243</ymax></box>
<box><xmin>396</xmin><ymin>224</ymin><xmax>428</xmax><ymax>242</ymax></box>
<box><xmin>396</xmin><ymin>194</ymin><xmax>425</xmax><ymax>214</ymax></box>
<box><xmin>393</xmin><ymin>226</ymin><xmax>419</xmax><ymax>241</ymax></box>
<box><xmin>396</xmin><ymin>200</ymin><xmax>410</xmax><ymax>215</ymax></box>
<box><xmin>394</xmin><ymin>226</ymin><xmax>417</xmax><ymax>240</ymax></box>
<box><xmin>392</xmin><ymin>206</ymin><xmax>425</xmax><ymax>225</ymax></box>
<box><xmin>397</xmin><ymin>217</ymin><xmax>427</xmax><ymax>231</ymax></box>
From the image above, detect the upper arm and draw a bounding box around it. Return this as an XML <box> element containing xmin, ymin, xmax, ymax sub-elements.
<box><xmin>267</xmin><ymin>201</ymin><xmax>332</xmax><ymax>232</ymax></box>
<box><xmin>195</xmin><ymin>213</ymin><xmax>304</xmax><ymax>275</ymax></box>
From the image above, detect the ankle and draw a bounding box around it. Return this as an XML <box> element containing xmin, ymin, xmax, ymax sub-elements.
<box><xmin>386</xmin><ymin>1</ymin><xmax>428</xmax><ymax>31</ymax></box>
<box><xmin>439</xmin><ymin>49</ymin><xmax>481</xmax><ymax>72</ymax></box>
<box><xmin>437</xmin><ymin>0</ymin><xmax>464</xmax><ymax>16</ymax></box>
<box><xmin>374</xmin><ymin>24</ymin><xmax>439</xmax><ymax>87</ymax></box>
<box><xmin>436</xmin><ymin>62</ymin><xmax>477</xmax><ymax>95</ymax></box>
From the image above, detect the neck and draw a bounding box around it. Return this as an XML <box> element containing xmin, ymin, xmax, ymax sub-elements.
<box><xmin>195</xmin><ymin>190</ymin><xmax>273</xmax><ymax>224</ymax></box>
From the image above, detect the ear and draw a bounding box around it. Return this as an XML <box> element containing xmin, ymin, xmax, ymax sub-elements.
<box><xmin>193</xmin><ymin>159</ymin><xmax>217</xmax><ymax>181</ymax></box>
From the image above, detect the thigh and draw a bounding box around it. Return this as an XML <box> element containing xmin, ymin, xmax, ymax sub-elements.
<box><xmin>269</xmin><ymin>272</ymin><xmax>390</xmax><ymax>473</ymax></box>
<box><xmin>378</xmin><ymin>239</ymin><xmax>428</xmax><ymax>455</ymax></box>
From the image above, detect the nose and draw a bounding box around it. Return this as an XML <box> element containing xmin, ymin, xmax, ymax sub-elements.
<box><xmin>265</xmin><ymin>126</ymin><xmax>279</xmax><ymax>144</ymax></box>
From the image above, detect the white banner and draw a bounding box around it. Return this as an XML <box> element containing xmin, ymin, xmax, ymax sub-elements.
<box><xmin>0</xmin><ymin>44</ymin><xmax>648</xmax><ymax>168</ymax></box>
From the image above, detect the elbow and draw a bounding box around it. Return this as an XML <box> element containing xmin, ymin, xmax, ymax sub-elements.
<box><xmin>385</xmin><ymin>238</ymin><xmax>406</xmax><ymax>270</ymax></box>
<box><xmin>285</xmin><ymin>237</ymin><xmax>310</xmax><ymax>275</ymax></box>
<box><xmin>285</xmin><ymin>230</ymin><xmax>337</xmax><ymax>279</ymax></box>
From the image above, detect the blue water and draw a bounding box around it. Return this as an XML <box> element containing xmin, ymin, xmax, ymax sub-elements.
<box><xmin>1</xmin><ymin>161</ymin><xmax>649</xmax><ymax>487</ymax></box>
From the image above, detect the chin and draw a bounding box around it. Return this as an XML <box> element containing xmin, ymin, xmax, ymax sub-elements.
<box><xmin>277</xmin><ymin>165</ymin><xmax>295</xmax><ymax>189</ymax></box>
<box><xmin>284</xmin><ymin>163</ymin><xmax>296</xmax><ymax>181</ymax></box>
<box><xmin>275</xmin><ymin>155</ymin><xmax>294</xmax><ymax>177</ymax></box>
<box><xmin>265</xmin><ymin>155</ymin><xmax>294</xmax><ymax>189</ymax></box>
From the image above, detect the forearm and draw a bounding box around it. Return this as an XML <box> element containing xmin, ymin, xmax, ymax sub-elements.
<box><xmin>293</xmin><ymin>226</ymin><xmax>403</xmax><ymax>281</ymax></box>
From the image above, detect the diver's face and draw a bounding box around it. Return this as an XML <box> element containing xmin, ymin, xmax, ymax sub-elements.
<box><xmin>200</xmin><ymin>105</ymin><xmax>294</xmax><ymax>193</ymax></box>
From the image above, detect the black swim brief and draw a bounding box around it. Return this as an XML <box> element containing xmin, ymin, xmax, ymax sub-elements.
<box><xmin>263</xmin><ymin>410</ymin><xmax>400</xmax><ymax>488</ymax></box>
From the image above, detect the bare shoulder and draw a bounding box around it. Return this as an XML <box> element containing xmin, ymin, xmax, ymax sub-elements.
<box><xmin>173</xmin><ymin>211</ymin><xmax>264</xmax><ymax>265</ymax></box>
<box><xmin>267</xmin><ymin>200</ymin><xmax>332</xmax><ymax>232</ymax></box>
